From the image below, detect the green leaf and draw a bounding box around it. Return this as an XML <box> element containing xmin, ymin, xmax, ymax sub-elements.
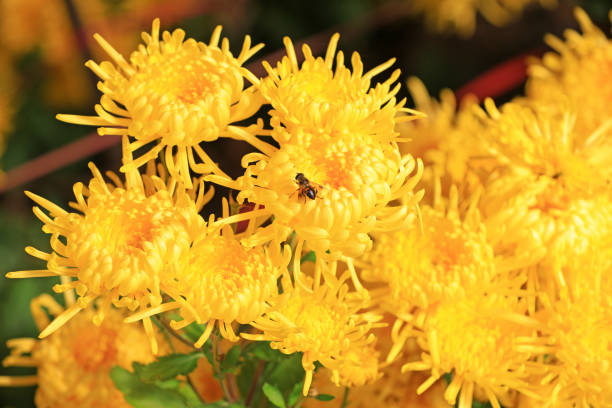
<box><xmin>157</xmin><ymin>378</ymin><xmax>182</xmax><ymax>391</ymax></box>
<box><xmin>287</xmin><ymin>382</ymin><xmax>303</xmax><ymax>406</ymax></box>
<box><xmin>235</xmin><ymin>358</ymin><xmax>258</xmax><ymax>399</ymax></box>
<box><xmin>300</xmin><ymin>251</ymin><xmax>316</xmax><ymax>264</ymax></box>
<box><xmin>263</xmin><ymin>382</ymin><xmax>286</xmax><ymax>408</ymax></box>
<box><xmin>110</xmin><ymin>366</ymin><xmax>141</xmax><ymax>393</ymax></box>
<box><xmin>471</xmin><ymin>401</ymin><xmax>495</xmax><ymax>408</ymax></box>
<box><xmin>314</xmin><ymin>394</ymin><xmax>335</xmax><ymax>401</ymax></box>
<box><xmin>249</xmin><ymin>342</ymin><xmax>282</xmax><ymax>362</ymax></box>
<box><xmin>182</xmin><ymin>322</ymin><xmax>208</xmax><ymax>343</ymax></box>
<box><xmin>202</xmin><ymin>342</ymin><xmax>215</xmax><ymax>368</ymax></box>
<box><xmin>199</xmin><ymin>402</ymin><xmax>245</xmax><ymax>408</ymax></box>
<box><xmin>160</xmin><ymin>379</ymin><xmax>203</xmax><ymax>407</ymax></box>
<box><xmin>132</xmin><ymin>352</ymin><xmax>204</xmax><ymax>382</ymax></box>
<box><xmin>266</xmin><ymin>353</ymin><xmax>305</xmax><ymax>394</ymax></box>
<box><xmin>110</xmin><ymin>366</ymin><xmax>191</xmax><ymax>408</ymax></box>
<box><xmin>219</xmin><ymin>345</ymin><xmax>242</xmax><ymax>374</ymax></box>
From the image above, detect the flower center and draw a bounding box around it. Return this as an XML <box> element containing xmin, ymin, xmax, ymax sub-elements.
<box><xmin>427</xmin><ymin>216</ymin><xmax>474</xmax><ymax>272</ymax></box>
<box><xmin>366</xmin><ymin>208</ymin><xmax>494</xmax><ymax>310</ymax></box>
<box><xmin>280</xmin><ymin>294</ymin><xmax>349</xmax><ymax>352</ymax></box>
<box><xmin>314</xmin><ymin>149</ymin><xmax>355</xmax><ymax>191</ymax></box>
<box><xmin>429</xmin><ymin>297</ymin><xmax>530</xmax><ymax>378</ymax></box>
<box><xmin>176</xmin><ymin>73</ymin><xmax>220</xmax><ymax>104</ymax></box>
<box><xmin>71</xmin><ymin>326</ymin><xmax>118</xmax><ymax>372</ymax></box>
<box><xmin>175</xmin><ymin>234</ymin><xmax>280</xmax><ymax>324</ymax></box>
<box><xmin>198</xmin><ymin>236</ymin><xmax>260</xmax><ymax>291</ymax></box>
<box><xmin>68</xmin><ymin>187</ymin><xmax>195</xmax><ymax>296</ymax></box>
<box><xmin>85</xmin><ymin>190</ymin><xmax>178</xmax><ymax>257</ymax></box>
<box><xmin>529</xmin><ymin>185</ymin><xmax>571</xmax><ymax>214</ymax></box>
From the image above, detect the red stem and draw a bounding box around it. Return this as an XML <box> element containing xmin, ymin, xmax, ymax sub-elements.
<box><xmin>0</xmin><ymin>133</ymin><xmax>118</xmax><ymax>193</ymax></box>
<box><xmin>455</xmin><ymin>50</ymin><xmax>543</xmax><ymax>102</ymax></box>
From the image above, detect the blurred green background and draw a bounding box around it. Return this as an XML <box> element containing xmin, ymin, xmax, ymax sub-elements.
<box><xmin>0</xmin><ymin>0</ymin><xmax>610</xmax><ymax>406</ymax></box>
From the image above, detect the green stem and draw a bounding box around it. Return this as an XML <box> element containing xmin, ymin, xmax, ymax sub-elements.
<box><xmin>340</xmin><ymin>387</ymin><xmax>350</xmax><ymax>408</ymax></box>
<box><xmin>153</xmin><ymin>316</ymin><xmax>196</xmax><ymax>349</ymax></box>
<box><xmin>245</xmin><ymin>360</ymin><xmax>265</xmax><ymax>407</ymax></box>
<box><xmin>212</xmin><ymin>334</ymin><xmax>239</xmax><ymax>403</ymax></box>
<box><xmin>151</xmin><ymin>315</ymin><xmax>176</xmax><ymax>353</ymax></box>
<box><xmin>151</xmin><ymin>317</ymin><xmax>206</xmax><ymax>404</ymax></box>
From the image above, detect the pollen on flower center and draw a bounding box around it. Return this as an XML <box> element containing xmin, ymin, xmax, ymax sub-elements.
<box><xmin>313</xmin><ymin>149</ymin><xmax>357</xmax><ymax>191</ymax></box>
<box><xmin>289</xmin><ymin>299</ymin><xmax>342</xmax><ymax>339</ymax></box>
<box><xmin>124</xmin><ymin>221</ymin><xmax>153</xmax><ymax>253</ymax></box>
<box><xmin>71</xmin><ymin>188</ymin><xmax>192</xmax><ymax>284</ymax></box>
<box><xmin>165</xmin><ymin>67</ymin><xmax>222</xmax><ymax>105</ymax></box>
<box><xmin>202</xmin><ymin>236</ymin><xmax>261</xmax><ymax>291</ymax></box>
<box><xmin>528</xmin><ymin>185</ymin><xmax>571</xmax><ymax>214</ymax></box>
<box><xmin>71</xmin><ymin>326</ymin><xmax>118</xmax><ymax>372</ymax></box>
<box><xmin>362</xmin><ymin>205</ymin><xmax>495</xmax><ymax>312</ymax></box>
<box><xmin>430</xmin><ymin>225</ymin><xmax>469</xmax><ymax>271</ymax></box>
<box><xmin>175</xmin><ymin>75</ymin><xmax>219</xmax><ymax>105</ymax></box>
<box><xmin>277</xmin><ymin>137</ymin><xmax>401</xmax><ymax>195</ymax></box>
<box><xmin>171</xmin><ymin>232</ymin><xmax>282</xmax><ymax>329</ymax></box>
<box><xmin>268</xmin><ymin>291</ymin><xmax>351</xmax><ymax>352</ymax></box>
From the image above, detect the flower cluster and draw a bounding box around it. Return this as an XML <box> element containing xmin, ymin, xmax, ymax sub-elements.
<box><xmin>407</xmin><ymin>0</ymin><xmax>557</xmax><ymax>37</ymax></box>
<box><xmin>2</xmin><ymin>8</ymin><xmax>612</xmax><ymax>408</ymax></box>
<box><xmin>0</xmin><ymin>294</ymin><xmax>167</xmax><ymax>407</ymax></box>
<box><xmin>366</xmin><ymin>7</ymin><xmax>611</xmax><ymax>408</ymax></box>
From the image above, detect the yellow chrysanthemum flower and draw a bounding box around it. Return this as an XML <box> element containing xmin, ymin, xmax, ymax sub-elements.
<box><xmin>258</xmin><ymin>34</ymin><xmax>418</xmax><ymax>142</ymax></box>
<box><xmin>482</xmin><ymin>172</ymin><xmax>612</xmax><ymax>292</ymax></box>
<box><xmin>220</xmin><ymin>136</ymin><xmax>423</xmax><ymax>260</ymax></box>
<box><xmin>361</xmin><ymin>180</ymin><xmax>538</xmax><ymax>365</ymax></box>
<box><xmin>477</xmin><ymin>101</ymin><xmax>612</xmax><ymax>295</ymax></box>
<box><xmin>476</xmin><ymin>100</ymin><xmax>611</xmax><ymax>191</ymax></box>
<box><xmin>243</xmin><ymin>271</ymin><xmax>381</xmax><ymax>396</ymax></box>
<box><xmin>527</xmin><ymin>8</ymin><xmax>612</xmax><ymax>143</ymax></box>
<box><xmin>398</xmin><ymin>77</ymin><xmax>492</xmax><ymax>200</ymax></box>
<box><xmin>6</xmin><ymin>160</ymin><xmax>211</xmax><ymax>353</ymax></box>
<box><xmin>402</xmin><ymin>288</ymin><xmax>543</xmax><ymax>408</ymax></box>
<box><xmin>329</xmin><ymin>343</ymin><xmax>380</xmax><ymax>388</ymax></box>
<box><xmin>57</xmin><ymin>19</ymin><xmax>264</xmax><ymax>187</ymax></box>
<box><xmin>539</xmin><ymin>299</ymin><xmax>612</xmax><ymax>408</ymax></box>
<box><xmin>526</xmin><ymin>248</ymin><xmax>612</xmax><ymax>408</ymax></box>
<box><xmin>306</xmin><ymin>323</ymin><xmax>451</xmax><ymax>408</ymax></box>
<box><xmin>126</xmin><ymin>215</ymin><xmax>289</xmax><ymax>348</ymax></box>
<box><xmin>207</xmin><ymin>34</ymin><xmax>423</xmax><ymax>262</ymax></box>
<box><xmin>409</xmin><ymin>0</ymin><xmax>556</xmax><ymax>37</ymax></box>
<box><xmin>0</xmin><ymin>294</ymin><xmax>166</xmax><ymax>408</ymax></box>
<box><xmin>362</xmin><ymin>185</ymin><xmax>494</xmax><ymax>312</ymax></box>
<box><xmin>361</xmin><ymin>184</ymin><xmax>505</xmax><ymax>363</ymax></box>
<box><xmin>306</xmin><ymin>367</ymin><xmax>451</xmax><ymax>408</ymax></box>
